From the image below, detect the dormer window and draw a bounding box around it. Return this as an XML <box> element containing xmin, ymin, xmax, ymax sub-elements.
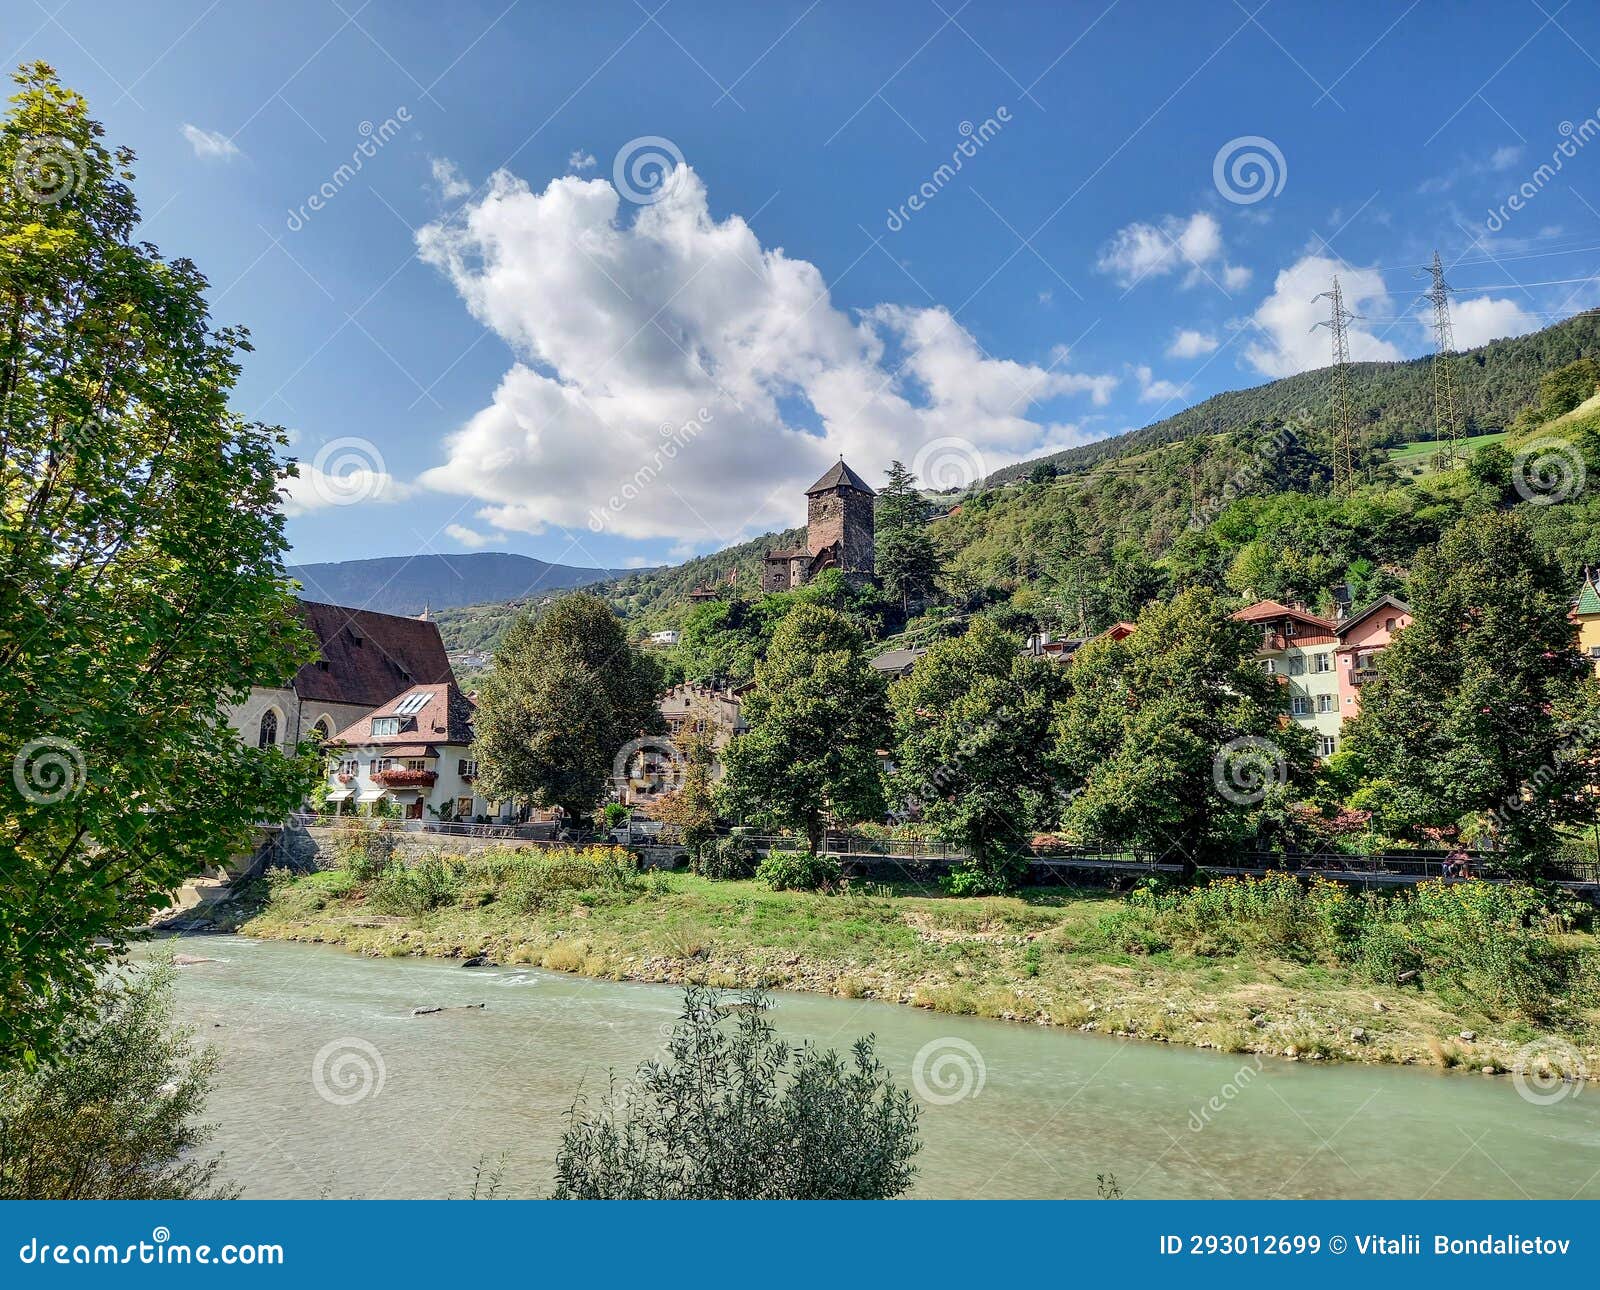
<box><xmin>372</xmin><ymin>716</ymin><xmax>402</xmax><ymax>736</ymax></box>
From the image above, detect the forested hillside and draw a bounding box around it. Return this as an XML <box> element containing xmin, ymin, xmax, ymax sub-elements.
<box><xmin>434</xmin><ymin>311</ymin><xmax>1600</xmax><ymax>658</ymax></box>
<box><xmin>986</xmin><ymin>309</ymin><xmax>1600</xmax><ymax>484</ymax></box>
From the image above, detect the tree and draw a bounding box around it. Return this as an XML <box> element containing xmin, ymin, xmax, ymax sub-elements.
<box><xmin>1</xmin><ymin>65</ymin><xmax>317</xmax><ymax>1066</ymax></box>
<box><xmin>719</xmin><ymin>605</ymin><xmax>888</xmax><ymax>851</ymax></box>
<box><xmin>1053</xmin><ymin>588</ymin><xmax>1313</xmax><ymax>867</ymax></box>
<box><xmin>1538</xmin><ymin>356</ymin><xmax>1599</xmax><ymax>422</ymax></box>
<box><xmin>875</xmin><ymin>460</ymin><xmax>940</xmax><ymax>615</ymax></box>
<box><xmin>889</xmin><ymin>618</ymin><xmax>1068</xmax><ymax>887</ymax></box>
<box><xmin>1343</xmin><ymin>513</ymin><xmax>1600</xmax><ymax>862</ymax></box>
<box><xmin>1029</xmin><ymin>460</ymin><xmax>1059</xmax><ymax>485</ymax></box>
<box><xmin>551</xmin><ymin>987</ymin><xmax>919</xmax><ymax>1199</ymax></box>
<box><xmin>0</xmin><ymin>958</ymin><xmax>235</xmax><ymax>1198</ymax></box>
<box><xmin>471</xmin><ymin>594</ymin><xmax>665</xmax><ymax>820</ymax></box>
<box><xmin>647</xmin><ymin>720</ymin><xmax>717</xmax><ymax>857</ymax></box>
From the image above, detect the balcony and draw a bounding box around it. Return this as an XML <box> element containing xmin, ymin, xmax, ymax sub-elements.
<box><xmin>373</xmin><ymin>768</ymin><xmax>437</xmax><ymax>788</ymax></box>
<box><xmin>1352</xmin><ymin>667</ymin><xmax>1380</xmax><ymax>687</ymax></box>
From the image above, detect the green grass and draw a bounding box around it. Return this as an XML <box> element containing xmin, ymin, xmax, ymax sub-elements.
<box><xmin>225</xmin><ymin>857</ymin><xmax>1600</xmax><ymax>1073</ymax></box>
<box><xmin>1386</xmin><ymin>431</ymin><xmax>1506</xmax><ymax>474</ymax></box>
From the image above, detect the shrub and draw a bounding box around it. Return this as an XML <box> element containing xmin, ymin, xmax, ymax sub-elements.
<box><xmin>0</xmin><ymin>958</ymin><xmax>234</xmax><ymax>1199</ymax></box>
<box><xmin>502</xmin><ymin>848</ymin><xmax>639</xmax><ymax>912</ymax></box>
<box><xmin>551</xmin><ymin>987</ymin><xmax>920</xmax><ymax>1199</ymax></box>
<box><xmin>942</xmin><ymin>857</ymin><xmax>1025</xmax><ymax>896</ymax></box>
<box><xmin>338</xmin><ymin>830</ymin><xmax>397</xmax><ymax>882</ymax></box>
<box><xmin>694</xmin><ymin>834</ymin><xmax>758</xmax><ymax>880</ymax></box>
<box><xmin>757</xmin><ymin>849</ymin><xmax>841</xmax><ymax>892</ymax></box>
<box><xmin>371</xmin><ymin>854</ymin><xmax>460</xmax><ymax>917</ymax></box>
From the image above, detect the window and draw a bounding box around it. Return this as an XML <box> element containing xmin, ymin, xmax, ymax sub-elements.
<box><xmin>1282</xmin><ymin>620</ymin><xmax>1296</xmax><ymax>638</ymax></box>
<box><xmin>1288</xmin><ymin>655</ymin><xmax>1305</xmax><ymax>676</ymax></box>
<box><xmin>257</xmin><ymin>709</ymin><xmax>278</xmax><ymax>749</ymax></box>
<box><xmin>372</xmin><ymin>716</ymin><xmax>401</xmax><ymax>736</ymax></box>
<box><xmin>1314</xmin><ymin>653</ymin><xmax>1333</xmax><ymax>673</ymax></box>
<box><xmin>1291</xmin><ymin>695</ymin><xmax>1310</xmax><ymax>716</ymax></box>
<box><xmin>1384</xmin><ymin>617</ymin><xmax>1396</xmax><ymax>631</ymax></box>
<box><xmin>1318</xmin><ymin>736</ymin><xmax>1338</xmax><ymax>757</ymax></box>
<box><xmin>457</xmin><ymin>796</ymin><xmax>473</xmax><ymax>818</ymax></box>
<box><xmin>1317</xmin><ymin>694</ymin><xmax>1335</xmax><ymax>714</ymax></box>
<box><xmin>372</xmin><ymin>757</ymin><xmax>392</xmax><ymax>774</ymax></box>
<box><xmin>1261</xmin><ymin>659</ymin><xmax>1277</xmax><ymax>675</ymax></box>
<box><xmin>339</xmin><ymin>759</ymin><xmax>359</xmax><ymax>776</ymax></box>
<box><xmin>311</xmin><ymin>717</ymin><xmax>332</xmax><ymax>741</ymax></box>
<box><xmin>1589</xmin><ymin>645</ymin><xmax>1600</xmax><ymax>659</ymax></box>
<box><xmin>405</xmin><ymin>758</ymin><xmax>428</xmax><ymax>771</ymax></box>
<box><xmin>458</xmin><ymin>759</ymin><xmax>478</xmax><ymax>777</ymax></box>
<box><xmin>394</xmin><ymin>692</ymin><xmax>433</xmax><ymax>716</ymax></box>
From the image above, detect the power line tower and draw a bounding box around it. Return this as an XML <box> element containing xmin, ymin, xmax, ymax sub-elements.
<box><xmin>1311</xmin><ymin>276</ymin><xmax>1360</xmax><ymax>497</ymax></box>
<box><xmin>1417</xmin><ymin>250</ymin><xmax>1462</xmax><ymax>469</ymax></box>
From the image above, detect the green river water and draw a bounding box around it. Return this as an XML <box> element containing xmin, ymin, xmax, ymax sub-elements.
<box><xmin>146</xmin><ymin>936</ymin><xmax>1600</xmax><ymax>1199</ymax></box>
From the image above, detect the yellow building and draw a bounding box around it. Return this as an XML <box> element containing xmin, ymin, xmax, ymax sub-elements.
<box><xmin>1575</xmin><ymin>574</ymin><xmax>1600</xmax><ymax>676</ymax></box>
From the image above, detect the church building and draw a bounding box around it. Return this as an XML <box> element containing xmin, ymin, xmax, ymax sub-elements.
<box><xmin>761</xmin><ymin>458</ymin><xmax>876</xmax><ymax>592</ymax></box>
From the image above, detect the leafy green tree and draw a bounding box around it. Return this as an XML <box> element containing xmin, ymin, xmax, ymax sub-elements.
<box><xmin>1029</xmin><ymin>460</ymin><xmax>1059</xmax><ymax>485</ymax></box>
<box><xmin>1467</xmin><ymin>442</ymin><xmax>1514</xmax><ymax>497</ymax></box>
<box><xmin>875</xmin><ymin>460</ymin><xmax>940</xmax><ymax>615</ymax></box>
<box><xmin>1</xmin><ymin>65</ymin><xmax>317</xmax><ymax>1066</ymax></box>
<box><xmin>1343</xmin><ymin>513</ymin><xmax>1600</xmax><ymax>862</ymax></box>
<box><xmin>889</xmin><ymin>618</ymin><xmax>1068</xmax><ymax>887</ymax></box>
<box><xmin>471</xmin><ymin>593</ymin><xmax>665</xmax><ymax>819</ymax></box>
<box><xmin>719</xmin><ymin>605</ymin><xmax>888</xmax><ymax>851</ymax></box>
<box><xmin>648</xmin><ymin>721</ymin><xmax>718</xmax><ymax>857</ymax></box>
<box><xmin>0</xmin><ymin>958</ymin><xmax>234</xmax><ymax>1198</ymax></box>
<box><xmin>1054</xmin><ymin>588</ymin><xmax>1312</xmax><ymax>866</ymax></box>
<box><xmin>552</xmin><ymin>987</ymin><xmax>919</xmax><ymax>1199</ymax></box>
<box><xmin>1538</xmin><ymin>356</ymin><xmax>1599</xmax><ymax>422</ymax></box>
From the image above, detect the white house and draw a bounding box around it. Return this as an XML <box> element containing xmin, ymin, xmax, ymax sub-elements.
<box><xmin>323</xmin><ymin>681</ymin><xmax>510</xmax><ymax>822</ymax></box>
<box><xmin>648</xmin><ymin>630</ymin><xmax>681</xmax><ymax>646</ymax></box>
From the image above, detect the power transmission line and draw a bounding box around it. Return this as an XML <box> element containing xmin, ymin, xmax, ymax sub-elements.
<box><xmin>1312</xmin><ymin>275</ymin><xmax>1360</xmax><ymax>496</ymax></box>
<box><xmin>1417</xmin><ymin>250</ymin><xmax>1462</xmax><ymax>468</ymax></box>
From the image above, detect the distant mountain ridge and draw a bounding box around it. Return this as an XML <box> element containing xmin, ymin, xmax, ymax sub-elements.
<box><xmin>286</xmin><ymin>551</ymin><xmax>645</xmax><ymax>615</ymax></box>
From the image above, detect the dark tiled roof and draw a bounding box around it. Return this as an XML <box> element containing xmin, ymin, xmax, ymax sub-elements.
<box><xmin>292</xmin><ymin>600</ymin><xmax>455</xmax><ymax>709</ymax></box>
<box><xmin>868</xmin><ymin>647</ymin><xmax>927</xmax><ymax>675</ymax></box>
<box><xmin>764</xmin><ymin>547</ymin><xmax>809</xmax><ymax>560</ymax></box>
<box><xmin>805</xmin><ymin>458</ymin><xmax>876</xmax><ymax>496</ymax></box>
<box><xmin>331</xmin><ymin>682</ymin><xmax>476</xmax><ymax>748</ymax></box>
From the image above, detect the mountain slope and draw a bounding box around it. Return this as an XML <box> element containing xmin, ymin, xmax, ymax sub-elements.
<box><xmin>286</xmin><ymin>551</ymin><xmax>645</xmax><ymax>615</ymax></box>
<box><xmin>987</xmin><ymin>309</ymin><xmax>1600</xmax><ymax>484</ymax></box>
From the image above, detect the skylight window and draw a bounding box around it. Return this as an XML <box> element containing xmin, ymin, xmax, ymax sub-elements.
<box><xmin>394</xmin><ymin>692</ymin><xmax>433</xmax><ymax>716</ymax></box>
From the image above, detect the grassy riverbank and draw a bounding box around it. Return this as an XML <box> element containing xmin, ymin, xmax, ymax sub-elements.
<box><xmin>218</xmin><ymin>851</ymin><xmax>1600</xmax><ymax>1076</ymax></box>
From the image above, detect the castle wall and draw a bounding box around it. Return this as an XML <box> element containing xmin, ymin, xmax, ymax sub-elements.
<box><xmin>808</xmin><ymin>488</ymin><xmax>874</xmax><ymax>578</ymax></box>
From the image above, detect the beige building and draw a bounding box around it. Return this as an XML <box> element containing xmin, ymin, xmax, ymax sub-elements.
<box><xmin>1233</xmin><ymin>600</ymin><xmax>1343</xmax><ymax>757</ymax></box>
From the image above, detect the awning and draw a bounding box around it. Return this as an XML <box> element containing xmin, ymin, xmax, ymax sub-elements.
<box><xmin>356</xmin><ymin>787</ymin><xmax>388</xmax><ymax>803</ymax></box>
<box><xmin>325</xmin><ymin>788</ymin><xmax>354</xmax><ymax>801</ymax></box>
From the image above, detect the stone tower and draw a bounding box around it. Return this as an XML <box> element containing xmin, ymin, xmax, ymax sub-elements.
<box><xmin>805</xmin><ymin>458</ymin><xmax>875</xmax><ymax>584</ymax></box>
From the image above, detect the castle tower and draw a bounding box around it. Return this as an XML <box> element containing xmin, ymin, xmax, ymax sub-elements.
<box><xmin>805</xmin><ymin>458</ymin><xmax>875</xmax><ymax>584</ymax></box>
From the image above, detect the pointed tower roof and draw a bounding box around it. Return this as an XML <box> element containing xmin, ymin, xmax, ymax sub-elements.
<box><xmin>805</xmin><ymin>457</ymin><xmax>876</xmax><ymax>496</ymax></box>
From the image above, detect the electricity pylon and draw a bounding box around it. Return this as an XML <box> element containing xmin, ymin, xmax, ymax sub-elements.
<box><xmin>1417</xmin><ymin>250</ymin><xmax>1462</xmax><ymax>469</ymax></box>
<box><xmin>1311</xmin><ymin>276</ymin><xmax>1361</xmax><ymax>496</ymax></box>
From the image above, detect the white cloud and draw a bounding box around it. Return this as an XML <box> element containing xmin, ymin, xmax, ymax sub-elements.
<box><xmin>444</xmin><ymin>522</ymin><xmax>498</xmax><ymax>548</ymax></box>
<box><xmin>277</xmin><ymin>463</ymin><xmax>415</xmax><ymax>517</ymax></box>
<box><xmin>180</xmin><ymin>124</ymin><xmax>239</xmax><ymax>161</ymax></box>
<box><xmin>567</xmin><ymin>149</ymin><xmax>597</xmax><ymax>172</ymax></box>
<box><xmin>431</xmin><ymin>157</ymin><xmax>471</xmax><ymax>201</ymax></box>
<box><xmin>1133</xmin><ymin>364</ymin><xmax>1189</xmax><ymax>404</ymax></box>
<box><xmin>1242</xmin><ymin>256</ymin><xmax>1403</xmax><ymax>379</ymax></box>
<box><xmin>1095</xmin><ymin>211</ymin><xmax>1249</xmax><ymax>291</ymax></box>
<box><xmin>1167</xmin><ymin>328</ymin><xmax>1218</xmax><ymax>358</ymax></box>
<box><xmin>1488</xmin><ymin>144</ymin><xmax>1523</xmax><ymax>171</ymax></box>
<box><xmin>1444</xmin><ymin>295</ymin><xmax>1540</xmax><ymax>349</ymax></box>
<box><xmin>414</xmin><ymin>165</ymin><xmax>1116</xmax><ymax>545</ymax></box>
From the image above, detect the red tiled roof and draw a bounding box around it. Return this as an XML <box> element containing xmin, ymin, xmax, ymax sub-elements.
<box><xmin>1232</xmin><ymin>599</ymin><xmax>1336</xmax><ymax>632</ymax></box>
<box><xmin>292</xmin><ymin>600</ymin><xmax>454</xmax><ymax>709</ymax></box>
<box><xmin>330</xmin><ymin>681</ymin><xmax>476</xmax><ymax>748</ymax></box>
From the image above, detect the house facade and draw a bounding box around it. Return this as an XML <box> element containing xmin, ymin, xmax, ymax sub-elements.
<box><xmin>226</xmin><ymin>600</ymin><xmax>455</xmax><ymax>755</ymax></box>
<box><xmin>323</xmin><ymin>681</ymin><xmax>510</xmax><ymax>822</ymax></box>
<box><xmin>1232</xmin><ymin>600</ymin><xmax>1343</xmax><ymax>756</ymax></box>
<box><xmin>1334</xmin><ymin>595</ymin><xmax>1413</xmax><ymax>721</ymax></box>
<box><xmin>1572</xmin><ymin>573</ymin><xmax>1600</xmax><ymax>676</ymax></box>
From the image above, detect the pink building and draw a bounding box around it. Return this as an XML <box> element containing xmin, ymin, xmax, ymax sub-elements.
<box><xmin>1334</xmin><ymin>595</ymin><xmax>1412</xmax><ymax>724</ymax></box>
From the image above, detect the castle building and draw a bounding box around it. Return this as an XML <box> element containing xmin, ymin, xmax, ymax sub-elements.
<box><xmin>761</xmin><ymin>458</ymin><xmax>876</xmax><ymax>592</ymax></box>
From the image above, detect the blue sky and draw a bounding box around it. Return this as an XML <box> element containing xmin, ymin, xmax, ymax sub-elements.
<box><xmin>11</xmin><ymin>0</ymin><xmax>1600</xmax><ymax>570</ymax></box>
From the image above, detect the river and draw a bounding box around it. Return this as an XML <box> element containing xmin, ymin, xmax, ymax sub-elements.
<box><xmin>146</xmin><ymin>936</ymin><xmax>1600</xmax><ymax>1199</ymax></box>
